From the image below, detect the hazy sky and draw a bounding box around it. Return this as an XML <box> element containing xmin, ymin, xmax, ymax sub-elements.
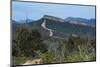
<box><xmin>12</xmin><ymin>1</ymin><xmax>95</xmax><ymax>21</ymax></box>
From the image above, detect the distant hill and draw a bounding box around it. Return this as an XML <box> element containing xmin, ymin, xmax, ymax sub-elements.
<box><xmin>65</xmin><ymin>17</ymin><xmax>96</xmax><ymax>26</ymax></box>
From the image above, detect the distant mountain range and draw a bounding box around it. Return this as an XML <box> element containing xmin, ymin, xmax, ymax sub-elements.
<box><xmin>12</xmin><ymin>15</ymin><xmax>96</xmax><ymax>39</ymax></box>
<box><xmin>13</xmin><ymin>15</ymin><xmax>96</xmax><ymax>26</ymax></box>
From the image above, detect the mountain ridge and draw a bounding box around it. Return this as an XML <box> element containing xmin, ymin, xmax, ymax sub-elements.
<box><xmin>12</xmin><ymin>15</ymin><xmax>96</xmax><ymax>39</ymax></box>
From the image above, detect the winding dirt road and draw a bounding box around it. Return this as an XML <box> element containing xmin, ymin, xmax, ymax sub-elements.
<box><xmin>41</xmin><ymin>20</ymin><xmax>53</xmax><ymax>37</ymax></box>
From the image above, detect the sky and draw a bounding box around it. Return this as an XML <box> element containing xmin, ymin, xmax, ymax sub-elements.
<box><xmin>12</xmin><ymin>1</ymin><xmax>95</xmax><ymax>21</ymax></box>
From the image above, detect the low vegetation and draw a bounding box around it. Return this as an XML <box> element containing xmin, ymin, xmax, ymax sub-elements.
<box><xmin>12</xmin><ymin>24</ymin><xmax>96</xmax><ymax>65</ymax></box>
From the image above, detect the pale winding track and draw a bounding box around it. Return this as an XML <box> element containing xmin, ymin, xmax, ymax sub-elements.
<box><xmin>41</xmin><ymin>20</ymin><xmax>53</xmax><ymax>37</ymax></box>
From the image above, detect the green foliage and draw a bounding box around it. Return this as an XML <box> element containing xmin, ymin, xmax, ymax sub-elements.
<box><xmin>66</xmin><ymin>38</ymin><xmax>96</xmax><ymax>62</ymax></box>
<box><xmin>12</xmin><ymin>25</ymin><xmax>47</xmax><ymax>57</ymax></box>
<box><xmin>66</xmin><ymin>47</ymin><xmax>95</xmax><ymax>62</ymax></box>
<box><xmin>13</xmin><ymin>54</ymin><xmax>27</xmax><ymax>65</ymax></box>
<box><xmin>12</xmin><ymin>24</ymin><xmax>96</xmax><ymax>65</ymax></box>
<box><xmin>40</xmin><ymin>52</ymin><xmax>55</xmax><ymax>63</ymax></box>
